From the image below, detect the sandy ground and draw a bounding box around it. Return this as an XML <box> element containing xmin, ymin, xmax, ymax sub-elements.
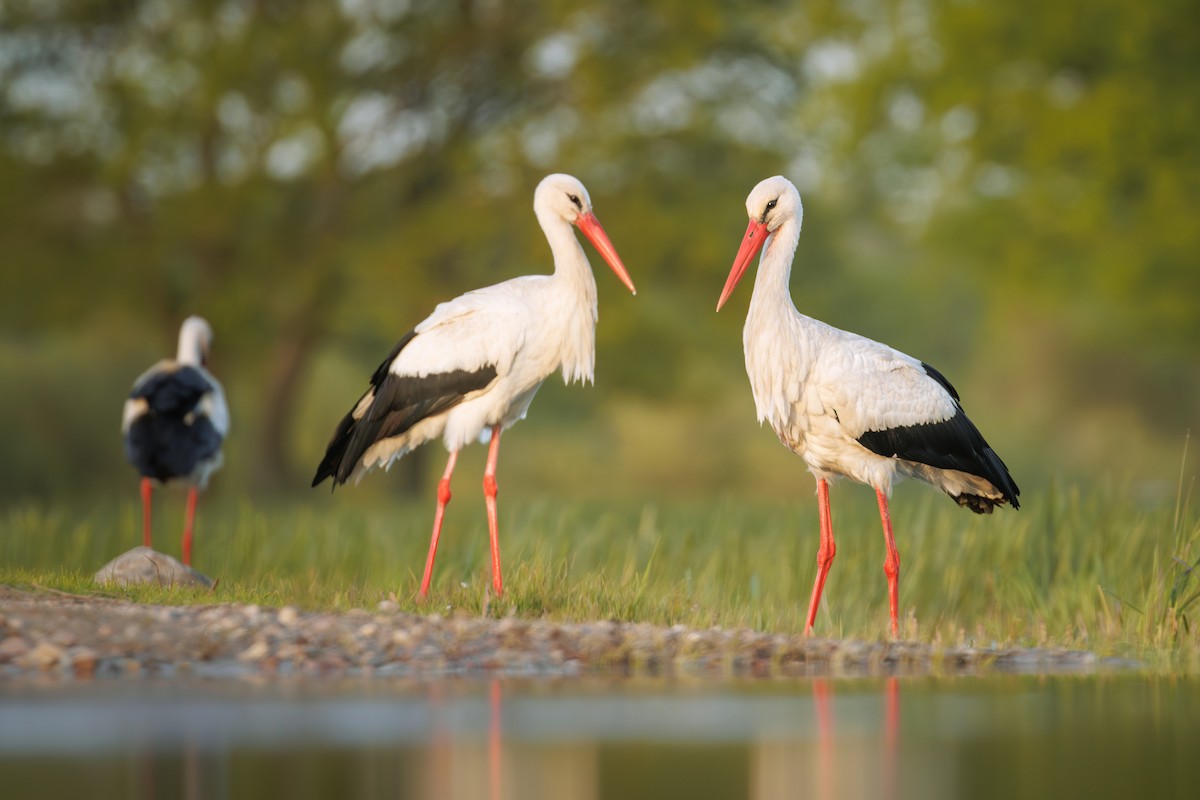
<box><xmin>0</xmin><ymin>585</ymin><xmax>1105</xmax><ymax>682</ymax></box>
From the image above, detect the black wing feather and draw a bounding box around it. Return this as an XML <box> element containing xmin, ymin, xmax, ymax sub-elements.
<box><xmin>856</xmin><ymin>362</ymin><xmax>1020</xmax><ymax>512</ymax></box>
<box><xmin>124</xmin><ymin>367</ymin><xmax>222</xmax><ymax>481</ymax></box>
<box><xmin>132</xmin><ymin>366</ymin><xmax>212</xmax><ymax>415</ymax></box>
<box><xmin>312</xmin><ymin>329</ymin><xmax>498</xmax><ymax>488</ymax></box>
<box><xmin>918</xmin><ymin>361</ymin><xmax>960</xmax><ymax>401</ymax></box>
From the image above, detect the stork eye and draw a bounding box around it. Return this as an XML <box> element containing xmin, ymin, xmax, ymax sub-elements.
<box><xmin>568</xmin><ymin>194</ymin><xmax>582</xmax><ymax>210</ymax></box>
<box><xmin>766</xmin><ymin>198</ymin><xmax>778</xmax><ymax>212</ymax></box>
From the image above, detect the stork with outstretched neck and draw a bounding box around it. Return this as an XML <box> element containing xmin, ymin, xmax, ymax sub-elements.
<box><xmin>717</xmin><ymin>176</ymin><xmax>1019</xmax><ymax>637</ymax></box>
<box><xmin>313</xmin><ymin>173</ymin><xmax>636</xmax><ymax>598</ymax></box>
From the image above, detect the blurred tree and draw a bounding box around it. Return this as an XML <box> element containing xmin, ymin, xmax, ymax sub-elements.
<box><xmin>777</xmin><ymin>0</ymin><xmax>1200</xmax><ymax>457</ymax></box>
<box><xmin>0</xmin><ymin>0</ymin><xmax>1195</xmax><ymax>497</ymax></box>
<box><xmin>0</xmin><ymin>0</ymin><xmax>807</xmax><ymax>491</ymax></box>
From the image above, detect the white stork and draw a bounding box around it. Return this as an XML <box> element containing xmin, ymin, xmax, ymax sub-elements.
<box><xmin>717</xmin><ymin>176</ymin><xmax>1019</xmax><ymax>637</ymax></box>
<box><xmin>312</xmin><ymin>173</ymin><xmax>637</xmax><ymax>598</ymax></box>
<box><xmin>122</xmin><ymin>315</ymin><xmax>229</xmax><ymax>566</ymax></box>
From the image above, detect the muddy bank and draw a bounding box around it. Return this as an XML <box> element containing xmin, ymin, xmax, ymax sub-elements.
<box><xmin>0</xmin><ymin>585</ymin><xmax>1104</xmax><ymax>682</ymax></box>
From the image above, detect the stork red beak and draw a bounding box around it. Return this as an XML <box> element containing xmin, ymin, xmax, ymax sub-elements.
<box><xmin>717</xmin><ymin>219</ymin><xmax>768</xmax><ymax>311</ymax></box>
<box><xmin>575</xmin><ymin>211</ymin><xmax>637</xmax><ymax>295</ymax></box>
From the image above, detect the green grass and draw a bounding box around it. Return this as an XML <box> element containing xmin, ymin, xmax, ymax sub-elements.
<box><xmin>2</xmin><ymin>476</ymin><xmax>1199</xmax><ymax>668</ymax></box>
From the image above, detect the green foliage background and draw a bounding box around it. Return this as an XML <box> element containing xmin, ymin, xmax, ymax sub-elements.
<box><xmin>1</xmin><ymin>0</ymin><xmax>1196</xmax><ymax>505</ymax></box>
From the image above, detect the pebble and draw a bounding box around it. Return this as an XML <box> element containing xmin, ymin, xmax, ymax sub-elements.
<box><xmin>71</xmin><ymin>647</ymin><xmax>98</xmax><ymax>679</ymax></box>
<box><xmin>210</xmin><ymin>616</ymin><xmax>239</xmax><ymax>632</ymax></box>
<box><xmin>275</xmin><ymin>643</ymin><xmax>305</xmax><ymax>663</ymax></box>
<box><xmin>25</xmin><ymin>641</ymin><xmax>65</xmax><ymax>670</ymax></box>
<box><xmin>237</xmin><ymin>640</ymin><xmax>270</xmax><ymax>662</ymax></box>
<box><xmin>0</xmin><ymin>636</ymin><xmax>29</xmax><ymax>662</ymax></box>
<box><xmin>50</xmin><ymin>631</ymin><xmax>77</xmax><ymax>648</ymax></box>
<box><xmin>277</xmin><ymin>607</ymin><xmax>300</xmax><ymax>627</ymax></box>
<box><xmin>311</xmin><ymin>653</ymin><xmax>348</xmax><ymax>673</ymax></box>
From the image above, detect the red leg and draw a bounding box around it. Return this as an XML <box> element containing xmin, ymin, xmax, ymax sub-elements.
<box><xmin>877</xmin><ymin>489</ymin><xmax>901</xmax><ymax>637</ymax></box>
<box><xmin>140</xmin><ymin>477</ymin><xmax>154</xmax><ymax>549</ymax></box>
<box><xmin>483</xmin><ymin>425</ymin><xmax>504</xmax><ymax>596</ymax></box>
<box><xmin>182</xmin><ymin>486</ymin><xmax>198</xmax><ymax>566</ymax></box>
<box><xmin>420</xmin><ymin>450</ymin><xmax>459</xmax><ymax>598</ymax></box>
<box><xmin>805</xmin><ymin>478</ymin><xmax>836</xmax><ymax>635</ymax></box>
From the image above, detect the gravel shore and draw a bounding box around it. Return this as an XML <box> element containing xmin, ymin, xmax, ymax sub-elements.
<box><xmin>0</xmin><ymin>585</ymin><xmax>1103</xmax><ymax>682</ymax></box>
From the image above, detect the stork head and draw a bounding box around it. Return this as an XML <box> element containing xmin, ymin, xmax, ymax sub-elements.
<box><xmin>717</xmin><ymin>176</ymin><xmax>803</xmax><ymax>311</ymax></box>
<box><xmin>178</xmin><ymin>315</ymin><xmax>215</xmax><ymax>368</ymax></box>
<box><xmin>535</xmin><ymin>173</ymin><xmax>636</xmax><ymax>295</ymax></box>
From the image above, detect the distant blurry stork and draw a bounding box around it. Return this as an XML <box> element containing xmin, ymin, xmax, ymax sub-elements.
<box><xmin>717</xmin><ymin>176</ymin><xmax>1019</xmax><ymax>637</ymax></box>
<box><xmin>312</xmin><ymin>173</ymin><xmax>637</xmax><ymax>598</ymax></box>
<box><xmin>122</xmin><ymin>316</ymin><xmax>228</xmax><ymax>566</ymax></box>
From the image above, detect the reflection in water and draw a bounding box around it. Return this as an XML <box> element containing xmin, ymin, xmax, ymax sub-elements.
<box><xmin>752</xmin><ymin>677</ymin><xmax>899</xmax><ymax>800</ymax></box>
<box><xmin>425</xmin><ymin>678</ymin><xmax>598</xmax><ymax>800</ymax></box>
<box><xmin>815</xmin><ymin>677</ymin><xmax>834</xmax><ymax>800</ymax></box>
<box><xmin>884</xmin><ymin>677</ymin><xmax>899</xmax><ymax>800</ymax></box>
<box><xmin>426</xmin><ymin>679</ymin><xmax>512</xmax><ymax>799</ymax></box>
<box><xmin>129</xmin><ymin>734</ymin><xmax>217</xmax><ymax>800</ymax></box>
<box><xmin>428</xmin><ymin>678</ymin><xmax>903</xmax><ymax>800</ymax></box>
<box><xmin>2</xmin><ymin>678</ymin><xmax>906</xmax><ymax>800</ymax></box>
<box><xmin>489</xmin><ymin>680</ymin><xmax>501</xmax><ymax>800</ymax></box>
<box><xmin>4</xmin><ymin>674</ymin><xmax>1196</xmax><ymax>800</ymax></box>
<box><xmin>427</xmin><ymin>681</ymin><xmax>449</xmax><ymax>799</ymax></box>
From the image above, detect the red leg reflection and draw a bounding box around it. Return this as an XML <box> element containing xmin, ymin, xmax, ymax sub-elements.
<box><xmin>489</xmin><ymin>680</ymin><xmax>503</xmax><ymax>800</ymax></box>
<box><xmin>883</xmin><ymin>677</ymin><xmax>899</xmax><ymax>800</ymax></box>
<box><xmin>427</xmin><ymin>682</ymin><xmax>450</xmax><ymax>798</ymax></box>
<box><xmin>813</xmin><ymin>678</ymin><xmax>834</xmax><ymax>800</ymax></box>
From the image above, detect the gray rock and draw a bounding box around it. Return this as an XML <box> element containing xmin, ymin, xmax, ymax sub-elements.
<box><xmin>93</xmin><ymin>546</ymin><xmax>214</xmax><ymax>589</ymax></box>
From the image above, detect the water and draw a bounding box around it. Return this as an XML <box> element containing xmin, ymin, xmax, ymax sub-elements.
<box><xmin>1</xmin><ymin>673</ymin><xmax>1196</xmax><ymax>799</ymax></box>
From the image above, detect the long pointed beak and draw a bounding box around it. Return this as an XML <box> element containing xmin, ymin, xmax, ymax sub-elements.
<box><xmin>717</xmin><ymin>218</ymin><xmax>768</xmax><ymax>311</ymax></box>
<box><xmin>575</xmin><ymin>211</ymin><xmax>637</xmax><ymax>295</ymax></box>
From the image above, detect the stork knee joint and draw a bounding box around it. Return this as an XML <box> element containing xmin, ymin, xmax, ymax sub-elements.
<box><xmin>437</xmin><ymin>480</ymin><xmax>452</xmax><ymax>505</ymax></box>
<box><xmin>483</xmin><ymin>475</ymin><xmax>498</xmax><ymax>498</ymax></box>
